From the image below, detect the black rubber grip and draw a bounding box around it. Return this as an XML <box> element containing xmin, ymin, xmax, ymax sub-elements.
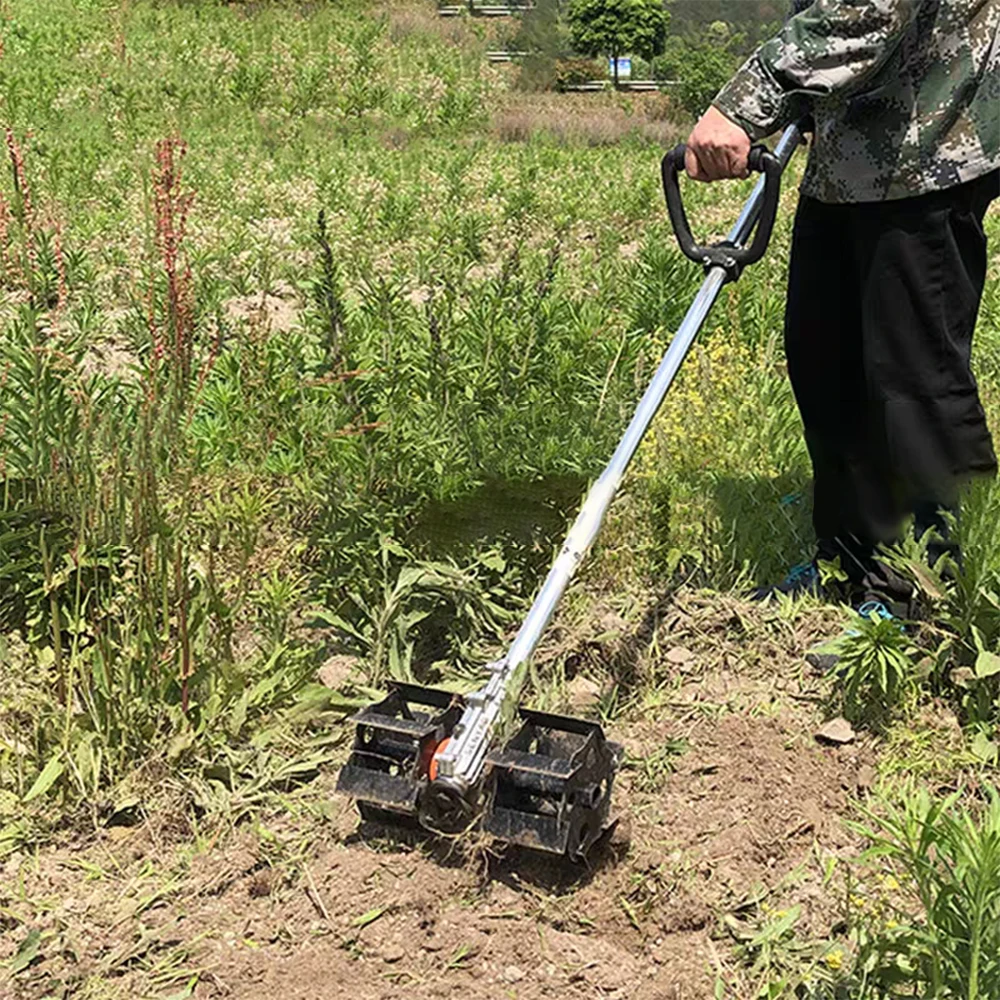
<box><xmin>660</xmin><ymin>142</ymin><xmax>783</xmax><ymax>278</ymax></box>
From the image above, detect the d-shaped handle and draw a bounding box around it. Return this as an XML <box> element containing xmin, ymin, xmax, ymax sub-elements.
<box><xmin>661</xmin><ymin>143</ymin><xmax>782</xmax><ymax>280</ymax></box>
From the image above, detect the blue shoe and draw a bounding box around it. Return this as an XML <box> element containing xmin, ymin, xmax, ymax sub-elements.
<box><xmin>806</xmin><ymin>599</ymin><xmax>895</xmax><ymax>674</ymax></box>
<box><xmin>751</xmin><ymin>561</ymin><xmax>821</xmax><ymax>602</ymax></box>
<box><xmin>854</xmin><ymin>599</ymin><xmax>894</xmax><ymax>622</ymax></box>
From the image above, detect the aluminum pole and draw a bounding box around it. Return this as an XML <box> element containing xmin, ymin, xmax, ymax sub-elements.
<box><xmin>436</xmin><ymin>124</ymin><xmax>803</xmax><ymax>787</ymax></box>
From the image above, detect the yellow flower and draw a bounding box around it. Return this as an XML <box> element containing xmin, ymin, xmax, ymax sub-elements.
<box><xmin>824</xmin><ymin>948</ymin><xmax>845</xmax><ymax>971</ymax></box>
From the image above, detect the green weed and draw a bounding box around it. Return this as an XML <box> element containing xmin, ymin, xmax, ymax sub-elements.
<box><xmin>311</xmin><ymin>538</ymin><xmax>519</xmax><ymax>686</ymax></box>
<box><xmin>623</xmin><ymin>737</ymin><xmax>688</xmax><ymax>792</ymax></box>
<box><xmin>717</xmin><ymin>905</ymin><xmax>847</xmax><ymax>999</ymax></box>
<box><xmin>849</xmin><ymin>784</ymin><xmax>1000</xmax><ymax>999</ymax></box>
<box><xmin>831</xmin><ymin>612</ymin><xmax>918</xmax><ymax>725</ymax></box>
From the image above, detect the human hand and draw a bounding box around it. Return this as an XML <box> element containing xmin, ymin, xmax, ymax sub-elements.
<box><xmin>684</xmin><ymin>106</ymin><xmax>752</xmax><ymax>182</ymax></box>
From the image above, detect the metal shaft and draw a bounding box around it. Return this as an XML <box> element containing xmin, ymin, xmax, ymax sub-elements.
<box><xmin>434</xmin><ymin>125</ymin><xmax>803</xmax><ymax>790</ymax></box>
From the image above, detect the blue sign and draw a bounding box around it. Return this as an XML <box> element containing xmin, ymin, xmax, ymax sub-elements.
<box><xmin>609</xmin><ymin>57</ymin><xmax>632</xmax><ymax>78</ymax></box>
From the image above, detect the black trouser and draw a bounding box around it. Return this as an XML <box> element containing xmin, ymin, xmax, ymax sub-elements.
<box><xmin>785</xmin><ymin>170</ymin><xmax>1000</xmax><ymax>610</ymax></box>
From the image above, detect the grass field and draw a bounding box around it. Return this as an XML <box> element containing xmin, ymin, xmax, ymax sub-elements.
<box><xmin>2</xmin><ymin>2</ymin><xmax>1000</xmax><ymax>997</ymax></box>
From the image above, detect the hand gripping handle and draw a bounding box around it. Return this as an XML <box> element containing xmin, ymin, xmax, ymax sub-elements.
<box><xmin>661</xmin><ymin>143</ymin><xmax>782</xmax><ymax>279</ymax></box>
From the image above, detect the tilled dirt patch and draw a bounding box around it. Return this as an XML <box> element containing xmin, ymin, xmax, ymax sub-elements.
<box><xmin>1</xmin><ymin>597</ymin><xmax>872</xmax><ymax>999</ymax></box>
<box><xmin>2</xmin><ymin>721</ymin><xmax>869</xmax><ymax>999</ymax></box>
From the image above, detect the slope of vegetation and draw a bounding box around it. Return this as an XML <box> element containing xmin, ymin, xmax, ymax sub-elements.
<box><xmin>0</xmin><ymin>0</ymin><xmax>691</xmax><ymax>825</ymax></box>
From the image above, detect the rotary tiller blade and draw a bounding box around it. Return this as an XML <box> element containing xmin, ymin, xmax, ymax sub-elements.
<box><xmin>336</xmin><ymin>682</ymin><xmax>463</xmax><ymax>822</ymax></box>
<box><xmin>484</xmin><ymin>708</ymin><xmax>622</xmax><ymax>861</ymax></box>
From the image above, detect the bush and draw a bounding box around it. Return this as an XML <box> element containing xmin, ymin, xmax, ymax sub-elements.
<box><xmin>554</xmin><ymin>57</ymin><xmax>602</xmax><ymax>90</ymax></box>
<box><xmin>655</xmin><ymin>25</ymin><xmax>744</xmax><ymax>121</ymax></box>
<box><xmin>851</xmin><ymin>785</ymin><xmax>1000</xmax><ymax>999</ymax></box>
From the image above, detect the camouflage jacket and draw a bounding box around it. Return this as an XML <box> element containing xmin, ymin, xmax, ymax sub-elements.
<box><xmin>713</xmin><ymin>0</ymin><xmax>1000</xmax><ymax>203</ymax></box>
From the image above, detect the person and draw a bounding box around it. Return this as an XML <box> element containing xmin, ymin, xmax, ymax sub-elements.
<box><xmin>685</xmin><ymin>0</ymin><xmax>1000</xmax><ymax>617</ymax></box>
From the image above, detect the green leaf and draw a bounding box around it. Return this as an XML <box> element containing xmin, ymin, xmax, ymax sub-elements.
<box><xmin>167</xmin><ymin>728</ymin><xmax>196</xmax><ymax>760</ymax></box>
<box><xmin>248</xmin><ymin>656</ymin><xmax>285</xmax><ymax>706</ymax></box>
<box><xmin>395</xmin><ymin>565</ymin><xmax>432</xmax><ymax>590</ymax></box>
<box><xmin>971</xmin><ymin>731</ymin><xmax>998</xmax><ymax>763</ymax></box>
<box><xmin>9</xmin><ymin>928</ymin><xmax>41</xmax><ymax>973</ymax></box>
<box><xmin>382</xmin><ymin>537</ymin><xmax>409</xmax><ymax>558</ymax></box>
<box><xmin>975</xmin><ymin>650</ymin><xmax>1000</xmax><ymax>679</ymax></box>
<box><xmin>351</xmin><ymin>906</ymin><xmax>387</xmax><ymax>928</ymax></box>
<box><xmin>228</xmin><ymin>688</ymin><xmax>251</xmax><ymax>737</ymax></box>
<box><xmin>752</xmin><ymin>905</ymin><xmax>800</xmax><ymax>946</ymax></box>
<box><xmin>307</xmin><ymin>607</ymin><xmax>365</xmax><ymax>641</ymax></box>
<box><xmin>478</xmin><ymin>550</ymin><xmax>505</xmax><ymax>572</ymax></box>
<box><xmin>950</xmin><ymin>666</ymin><xmax>975</xmax><ymax>689</ymax></box>
<box><xmin>164</xmin><ymin>974</ymin><xmax>199</xmax><ymax>999</ymax></box>
<box><xmin>23</xmin><ymin>753</ymin><xmax>64</xmax><ymax>803</ymax></box>
<box><xmin>73</xmin><ymin>737</ymin><xmax>99</xmax><ymax>792</ymax></box>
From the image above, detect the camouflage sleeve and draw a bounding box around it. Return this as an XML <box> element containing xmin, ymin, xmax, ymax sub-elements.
<box><xmin>713</xmin><ymin>0</ymin><xmax>923</xmax><ymax>139</ymax></box>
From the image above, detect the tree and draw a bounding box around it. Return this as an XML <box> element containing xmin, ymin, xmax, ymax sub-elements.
<box><xmin>654</xmin><ymin>20</ymin><xmax>745</xmax><ymax>120</ymax></box>
<box><xmin>567</xmin><ymin>0</ymin><xmax>669</xmax><ymax>88</ymax></box>
<box><xmin>667</xmin><ymin>0</ymin><xmax>784</xmax><ymax>53</ymax></box>
<box><xmin>512</xmin><ymin>0</ymin><xmax>575</xmax><ymax>91</ymax></box>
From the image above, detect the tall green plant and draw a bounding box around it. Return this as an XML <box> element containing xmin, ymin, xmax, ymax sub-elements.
<box><xmin>874</xmin><ymin>480</ymin><xmax>1000</xmax><ymax>731</ymax></box>
<box><xmin>851</xmin><ymin>785</ymin><xmax>1000</xmax><ymax>999</ymax></box>
<box><xmin>829</xmin><ymin>612</ymin><xmax>917</xmax><ymax>724</ymax></box>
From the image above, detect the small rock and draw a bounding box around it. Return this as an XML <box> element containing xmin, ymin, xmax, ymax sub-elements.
<box><xmin>649</xmin><ymin>941</ymin><xmax>669</xmax><ymax>965</ymax></box>
<box><xmin>317</xmin><ymin>654</ymin><xmax>360</xmax><ymax>690</ymax></box>
<box><xmin>815</xmin><ymin>717</ymin><xmax>856</xmax><ymax>745</ymax></box>
<box><xmin>503</xmin><ymin>965</ymin><xmax>525</xmax><ymax>983</ymax></box>
<box><xmin>567</xmin><ymin>675</ymin><xmax>601</xmax><ymax>713</ymax></box>
<box><xmin>585</xmin><ymin>962</ymin><xmax>632</xmax><ymax>991</ymax></box>
<box><xmin>665</xmin><ymin>646</ymin><xmax>694</xmax><ymax>665</ymax></box>
<box><xmin>381</xmin><ymin>942</ymin><xmax>405</xmax><ymax>963</ymax></box>
<box><xmin>856</xmin><ymin>764</ymin><xmax>877</xmax><ymax>792</ymax></box>
<box><xmin>799</xmin><ymin>798</ymin><xmax>824</xmax><ymax>834</ymax></box>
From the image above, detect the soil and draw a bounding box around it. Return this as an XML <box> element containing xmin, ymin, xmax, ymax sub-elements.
<box><xmin>0</xmin><ymin>592</ymin><xmax>876</xmax><ymax>1000</ymax></box>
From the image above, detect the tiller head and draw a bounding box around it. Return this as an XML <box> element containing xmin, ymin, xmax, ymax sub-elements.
<box><xmin>338</xmin><ymin>688</ymin><xmax>621</xmax><ymax>862</ymax></box>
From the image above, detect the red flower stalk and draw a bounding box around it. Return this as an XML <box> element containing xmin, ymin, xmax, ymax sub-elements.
<box><xmin>151</xmin><ymin>137</ymin><xmax>196</xmax><ymax>385</ymax></box>
<box><xmin>51</xmin><ymin>215</ymin><xmax>67</xmax><ymax>309</ymax></box>
<box><xmin>5</xmin><ymin>127</ymin><xmax>31</xmax><ymax>215</ymax></box>
<box><xmin>0</xmin><ymin>189</ymin><xmax>12</xmax><ymax>280</ymax></box>
<box><xmin>5</xmin><ymin>127</ymin><xmax>37</xmax><ymax>275</ymax></box>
